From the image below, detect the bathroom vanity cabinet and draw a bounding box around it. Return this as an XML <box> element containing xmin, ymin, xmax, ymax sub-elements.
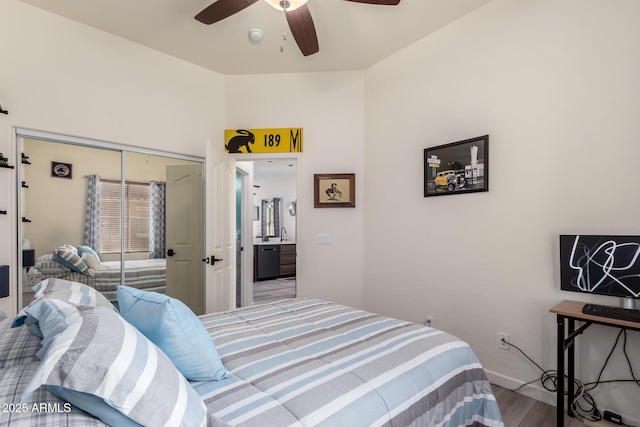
<box><xmin>254</xmin><ymin>243</ymin><xmax>296</xmax><ymax>281</ymax></box>
<box><xmin>279</xmin><ymin>244</ymin><xmax>296</xmax><ymax>277</ymax></box>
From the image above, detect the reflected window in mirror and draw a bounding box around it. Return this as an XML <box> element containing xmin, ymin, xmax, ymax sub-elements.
<box><xmin>94</xmin><ymin>178</ymin><xmax>155</xmax><ymax>255</ymax></box>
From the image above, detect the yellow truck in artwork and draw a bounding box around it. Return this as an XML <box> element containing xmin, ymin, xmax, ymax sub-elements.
<box><xmin>434</xmin><ymin>170</ymin><xmax>466</xmax><ymax>192</ymax></box>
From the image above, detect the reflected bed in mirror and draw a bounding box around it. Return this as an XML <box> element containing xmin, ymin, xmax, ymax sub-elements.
<box><xmin>27</xmin><ymin>249</ymin><xmax>166</xmax><ymax>306</ymax></box>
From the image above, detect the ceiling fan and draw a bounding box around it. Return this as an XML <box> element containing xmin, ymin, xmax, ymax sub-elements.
<box><xmin>195</xmin><ymin>0</ymin><xmax>401</xmax><ymax>56</ymax></box>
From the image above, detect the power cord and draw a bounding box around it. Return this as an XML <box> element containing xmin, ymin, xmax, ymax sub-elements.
<box><xmin>500</xmin><ymin>337</ymin><xmax>593</xmax><ymax>421</ymax></box>
<box><xmin>501</xmin><ymin>330</ymin><xmax>640</xmax><ymax>424</ymax></box>
<box><xmin>577</xmin><ymin>329</ymin><xmax>640</xmax><ymax>405</ymax></box>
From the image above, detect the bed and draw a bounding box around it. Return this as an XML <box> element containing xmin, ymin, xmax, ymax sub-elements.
<box><xmin>27</xmin><ymin>247</ymin><xmax>166</xmax><ymax>304</ymax></box>
<box><xmin>1</xmin><ymin>278</ymin><xmax>504</xmax><ymax>427</ymax></box>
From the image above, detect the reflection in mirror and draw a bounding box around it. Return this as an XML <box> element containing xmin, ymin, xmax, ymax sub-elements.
<box><xmin>260</xmin><ymin>198</ymin><xmax>280</xmax><ymax>240</ymax></box>
<box><xmin>124</xmin><ymin>152</ymin><xmax>204</xmax><ymax>315</ymax></box>
<box><xmin>20</xmin><ymin>138</ymin><xmax>122</xmax><ymax>308</ymax></box>
<box><xmin>18</xmin><ymin>137</ymin><xmax>205</xmax><ymax>314</ymax></box>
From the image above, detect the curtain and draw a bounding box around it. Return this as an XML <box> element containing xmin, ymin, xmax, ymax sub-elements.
<box><xmin>149</xmin><ymin>180</ymin><xmax>166</xmax><ymax>259</ymax></box>
<box><xmin>83</xmin><ymin>174</ymin><xmax>101</xmax><ymax>256</ymax></box>
<box><xmin>261</xmin><ymin>199</ymin><xmax>268</xmax><ymax>238</ymax></box>
<box><xmin>273</xmin><ymin>197</ymin><xmax>281</xmax><ymax>238</ymax></box>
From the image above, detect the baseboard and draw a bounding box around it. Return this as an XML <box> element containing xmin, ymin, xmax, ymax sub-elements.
<box><xmin>485</xmin><ymin>369</ymin><xmax>557</xmax><ymax>406</ymax></box>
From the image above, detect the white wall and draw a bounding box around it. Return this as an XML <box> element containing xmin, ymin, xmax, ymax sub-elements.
<box><xmin>226</xmin><ymin>73</ymin><xmax>366</xmax><ymax>309</ymax></box>
<box><xmin>0</xmin><ymin>0</ymin><xmax>225</xmax><ymax>315</ymax></box>
<box><xmin>363</xmin><ymin>0</ymin><xmax>640</xmax><ymax>422</ymax></box>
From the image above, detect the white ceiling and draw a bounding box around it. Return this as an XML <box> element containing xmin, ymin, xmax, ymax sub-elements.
<box><xmin>19</xmin><ymin>0</ymin><xmax>492</xmax><ymax>75</ymax></box>
<box><xmin>253</xmin><ymin>159</ymin><xmax>296</xmax><ymax>180</ymax></box>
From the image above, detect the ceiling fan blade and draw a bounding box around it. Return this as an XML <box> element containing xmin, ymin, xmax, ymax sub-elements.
<box><xmin>286</xmin><ymin>4</ymin><xmax>319</xmax><ymax>56</ymax></box>
<box><xmin>195</xmin><ymin>0</ymin><xmax>259</xmax><ymax>25</ymax></box>
<box><xmin>343</xmin><ymin>0</ymin><xmax>401</xmax><ymax>5</ymax></box>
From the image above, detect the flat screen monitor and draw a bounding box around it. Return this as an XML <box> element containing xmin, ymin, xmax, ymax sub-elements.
<box><xmin>560</xmin><ymin>235</ymin><xmax>640</xmax><ymax>300</ymax></box>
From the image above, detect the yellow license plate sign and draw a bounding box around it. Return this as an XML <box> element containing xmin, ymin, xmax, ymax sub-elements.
<box><xmin>224</xmin><ymin>128</ymin><xmax>303</xmax><ymax>154</ymax></box>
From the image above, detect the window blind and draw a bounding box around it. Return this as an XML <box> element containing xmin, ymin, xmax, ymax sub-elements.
<box><xmin>99</xmin><ymin>180</ymin><xmax>150</xmax><ymax>254</ymax></box>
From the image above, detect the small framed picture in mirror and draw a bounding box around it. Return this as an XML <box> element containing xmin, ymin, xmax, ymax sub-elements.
<box><xmin>51</xmin><ymin>161</ymin><xmax>73</xmax><ymax>179</ymax></box>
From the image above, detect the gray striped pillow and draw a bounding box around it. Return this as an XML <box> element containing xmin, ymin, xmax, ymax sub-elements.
<box><xmin>12</xmin><ymin>278</ymin><xmax>115</xmax><ymax>338</ymax></box>
<box><xmin>53</xmin><ymin>244</ymin><xmax>89</xmax><ymax>273</ymax></box>
<box><xmin>20</xmin><ymin>303</ymin><xmax>207</xmax><ymax>427</ymax></box>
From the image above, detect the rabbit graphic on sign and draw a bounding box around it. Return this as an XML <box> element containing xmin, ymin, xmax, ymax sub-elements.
<box><xmin>225</xmin><ymin>130</ymin><xmax>255</xmax><ymax>153</ymax></box>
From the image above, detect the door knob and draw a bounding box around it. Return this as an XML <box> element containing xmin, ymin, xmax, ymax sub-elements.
<box><xmin>202</xmin><ymin>256</ymin><xmax>223</xmax><ymax>265</ymax></box>
<box><xmin>167</xmin><ymin>249</ymin><xmax>176</xmax><ymax>257</ymax></box>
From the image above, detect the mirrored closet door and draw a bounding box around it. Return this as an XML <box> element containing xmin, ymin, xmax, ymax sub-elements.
<box><xmin>18</xmin><ymin>133</ymin><xmax>205</xmax><ymax>314</ymax></box>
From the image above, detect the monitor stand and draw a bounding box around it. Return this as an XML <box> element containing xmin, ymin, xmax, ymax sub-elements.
<box><xmin>622</xmin><ymin>297</ymin><xmax>637</xmax><ymax>310</ymax></box>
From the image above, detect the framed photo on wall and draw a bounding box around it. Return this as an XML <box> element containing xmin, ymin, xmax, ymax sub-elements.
<box><xmin>314</xmin><ymin>173</ymin><xmax>355</xmax><ymax>208</ymax></box>
<box><xmin>51</xmin><ymin>161</ymin><xmax>73</xmax><ymax>179</ymax></box>
<box><xmin>424</xmin><ymin>135</ymin><xmax>488</xmax><ymax>197</ymax></box>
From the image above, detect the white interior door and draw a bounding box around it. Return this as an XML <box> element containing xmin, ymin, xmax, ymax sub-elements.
<box><xmin>205</xmin><ymin>139</ymin><xmax>236</xmax><ymax>313</ymax></box>
<box><xmin>165</xmin><ymin>164</ymin><xmax>203</xmax><ymax>315</ymax></box>
<box><xmin>236</xmin><ymin>164</ymin><xmax>254</xmax><ymax>307</ymax></box>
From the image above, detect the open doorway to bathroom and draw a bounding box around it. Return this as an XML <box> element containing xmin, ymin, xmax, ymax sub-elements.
<box><xmin>237</xmin><ymin>159</ymin><xmax>297</xmax><ymax>306</ymax></box>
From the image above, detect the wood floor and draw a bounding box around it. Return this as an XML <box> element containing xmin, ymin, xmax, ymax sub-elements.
<box><xmin>493</xmin><ymin>384</ymin><xmax>586</xmax><ymax>427</ymax></box>
<box><xmin>253</xmin><ymin>277</ymin><xmax>296</xmax><ymax>304</ymax></box>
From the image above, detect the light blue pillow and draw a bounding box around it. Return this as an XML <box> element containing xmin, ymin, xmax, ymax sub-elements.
<box><xmin>76</xmin><ymin>245</ymin><xmax>100</xmax><ymax>263</ymax></box>
<box><xmin>48</xmin><ymin>387</ymin><xmax>142</xmax><ymax>427</ymax></box>
<box><xmin>20</xmin><ymin>304</ymin><xmax>208</xmax><ymax>427</ymax></box>
<box><xmin>117</xmin><ymin>285</ymin><xmax>227</xmax><ymax>382</ymax></box>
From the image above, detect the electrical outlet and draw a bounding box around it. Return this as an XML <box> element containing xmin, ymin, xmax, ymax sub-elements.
<box><xmin>497</xmin><ymin>333</ymin><xmax>510</xmax><ymax>350</ymax></box>
<box><xmin>424</xmin><ymin>315</ymin><xmax>434</xmax><ymax>327</ymax></box>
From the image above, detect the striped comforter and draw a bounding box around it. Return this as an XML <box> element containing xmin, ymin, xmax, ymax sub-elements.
<box><xmin>28</xmin><ymin>259</ymin><xmax>166</xmax><ymax>304</ymax></box>
<box><xmin>92</xmin><ymin>259</ymin><xmax>166</xmax><ymax>302</ymax></box>
<box><xmin>194</xmin><ymin>299</ymin><xmax>504</xmax><ymax>427</ymax></box>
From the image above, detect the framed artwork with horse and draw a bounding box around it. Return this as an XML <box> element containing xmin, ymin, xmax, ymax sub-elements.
<box><xmin>314</xmin><ymin>173</ymin><xmax>355</xmax><ymax>208</ymax></box>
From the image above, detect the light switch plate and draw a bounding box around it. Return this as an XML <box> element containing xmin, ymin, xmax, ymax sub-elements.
<box><xmin>317</xmin><ymin>233</ymin><xmax>332</xmax><ymax>245</ymax></box>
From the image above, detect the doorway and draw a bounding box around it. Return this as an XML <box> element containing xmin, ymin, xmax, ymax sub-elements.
<box><xmin>236</xmin><ymin>159</ymin><xmax>297</xmax><ymax>306</ymax></box>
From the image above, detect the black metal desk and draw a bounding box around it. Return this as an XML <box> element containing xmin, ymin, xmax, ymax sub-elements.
<box><xmin>550</xmin><ymin>300</ymin><xmax>640</xmax><ymax>427</ymax></box>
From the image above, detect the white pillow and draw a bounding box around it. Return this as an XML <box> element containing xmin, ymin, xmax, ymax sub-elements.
<box><xmin>80</xmin><ymin>252</ymin><xmax>100</xmax><ymax>269</ymax></box>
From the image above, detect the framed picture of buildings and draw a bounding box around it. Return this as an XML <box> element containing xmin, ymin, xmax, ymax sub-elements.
<box><xmin>314</xmin><ymin>173</ymin><xmax>355</xmax><ymax>208</ymax></box>
<box><xmin>424</xmin><ymin>135</ymin><xmax>489</xmax><ymax>197</ymax></box>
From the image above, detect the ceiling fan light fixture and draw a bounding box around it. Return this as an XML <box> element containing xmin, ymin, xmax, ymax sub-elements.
<box><xmin>248</xmin><ymin>27</ymin><xmax>265</xmax><ymax>43</ymax></box>
<box><xmin>264</xmin><ymin>0</ymin><xmax>308</xmax><ymax>12</ymax></box>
